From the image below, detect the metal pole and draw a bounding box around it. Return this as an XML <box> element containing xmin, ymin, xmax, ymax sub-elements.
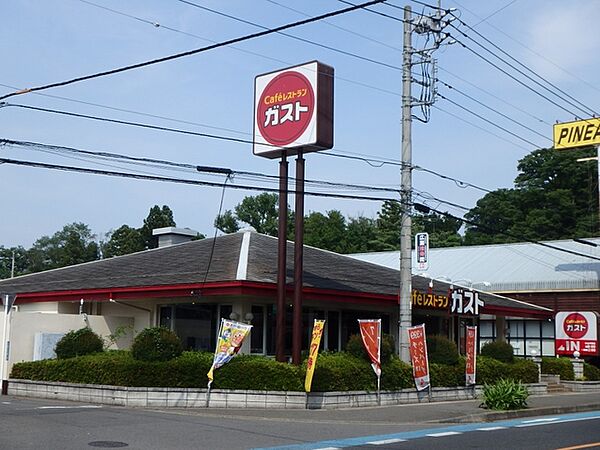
<box><xmin>276</xmin><ymin>154</ymin><xmax>288</xmax><ymax>362</ymax></box>
<box><xmin>399</xmin><ymin>5</ymin><xmax>413</xmax><ymax>363</ymax></box>
<box><xmin>292</xmin><ymin>152</ymin><xmax>305</xmax><ymax>365</ymax></box>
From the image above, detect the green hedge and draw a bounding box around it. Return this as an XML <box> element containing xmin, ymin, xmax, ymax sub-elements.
<box><xmin>584</xmin><ymin>362</ymin><xmax>600</xmax><ymax>381</ymax></box>
<box><xmin>10</xmin><ymin>351</ymin><xmax>539</xmax><ymax>391</ymax></box>
<box><xmin>541</xmin><ymin>357</ymin><xmax>574</xmax><ymax>381</ymax></box>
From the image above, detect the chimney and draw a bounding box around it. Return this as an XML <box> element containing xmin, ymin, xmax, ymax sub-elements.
<box><xmin>152</xmin><ymin>227</ymin><xmax>199</xmax><ymax>248</ymax></box>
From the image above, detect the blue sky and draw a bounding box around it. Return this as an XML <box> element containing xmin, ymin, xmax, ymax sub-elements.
<box><xmin>2</xmin><ymin>0</ymin><xmax>599</xmax><ymax>248</ymax></box>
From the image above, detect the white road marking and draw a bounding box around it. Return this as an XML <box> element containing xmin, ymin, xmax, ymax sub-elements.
<box><xmin>426</xmin><ymin>431</ymin><xmax>462</xmax><ymax>437</ymax></box>
<box><xmin>521</xmin><ymin>417</ymin><xmax>559</xmax><ymax>423</ymax></box>
<box><xmin>37</xmin><ymin>405</ymin><xmax>101</xmax><ymax>410</ymax></box>
<box><xmin>476</xmin><ymin>426</ymin><xmax>508</xmax><ymax>431</ymax></box>
<box><xmin>368</xmin><ymin>438</ymin><xmax>407</xmax><ymax>445</ymax></box>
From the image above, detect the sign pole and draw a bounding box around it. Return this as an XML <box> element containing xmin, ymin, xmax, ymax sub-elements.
<box><xmin>276</xmin><ymin>153</ymin><xmax>288</xmax><ymax>362</ymax></box>
<box><xmin>1</xmin><ymin>294</ymin><xmax>15</xmax><ymax>395</ymax></box>
<box><xmin>292</xmin><ymin>151</ymin><xmax>305</xmax><ymax>365</ymax></box>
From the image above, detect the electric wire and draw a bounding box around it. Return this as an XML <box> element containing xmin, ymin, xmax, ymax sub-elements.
<box><xmin>447</xmin><ymin>14</ymin><xmax>598</xmax><ymax>117</ymax></box>
<box><xmin>176</xmin><ymin>0</ymin><xmax>403</xmax><ymax>72</ymax></box>
<box><xmin>438</xmin><ymin>79</ymin><xmax>551</xmax><ymax>143</ymax></box>
<box><xmin>437</xmin><ymin>93</ymin><xmax>543</xmax><ymax>148</ymax></box>
<box><xmin>2</xmin><ymin>151</ymin><xmax>598</xmax><ymax>263</ymax></box>
<box><xmin>0</xmin><ymin>0</ymin><xmax>387</xmax><ymax>101</ymax></box>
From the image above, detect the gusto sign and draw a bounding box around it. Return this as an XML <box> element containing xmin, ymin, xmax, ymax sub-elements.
<box><xmin>254</xmin><ymin>61</ymin><xmax>334</xmax><ymax>158</ymax></box>
<box><xmin>555</xmin><ymin>311</ymin><xmax>598</xmax><ymax>356</ymax></box>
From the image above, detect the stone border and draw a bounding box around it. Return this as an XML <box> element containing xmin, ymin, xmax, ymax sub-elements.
<box><xmin>561</xmin><ymin>381</ymin><xmax>600</xmax><ymax>392</ymax></box>
<box><xmin>7</xmin><ymin>379</ymin><xmax>548</xmax><ymax>409</ymax></box>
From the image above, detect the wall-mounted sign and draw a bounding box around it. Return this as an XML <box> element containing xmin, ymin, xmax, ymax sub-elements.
<box><xmin>555</xmin><ymin>311</ymin><xmax>598</xmax><ymax>356</ymax></box>
<box><xmin>253</xmin><ymin>61</ymin><xmax>334</xmax><ymax>159</ymax></box>
<box><xmin>415</xmin><ymin>232</ymin><xmax>429</xmax><ymax>271</ymax></box>
<box><xmin>411</xmin><ymin>289</ymin><xmax>448</xmax><ymax>310</ymax></box>
<box><xmin>553</xmin><ymin>118</ymin><xmax>600</xmax><ymax>150</ymax></box>
<box><xmin>450</xmin><ymin>288</ymin><xmax>484</xmax><ymax>316</ymax></box>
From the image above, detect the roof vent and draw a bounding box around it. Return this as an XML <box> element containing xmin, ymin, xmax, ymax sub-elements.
<box><xmin>152</xmin><ymin>227</ymin><xmax>198</xmax><ymax>248</ymax></box>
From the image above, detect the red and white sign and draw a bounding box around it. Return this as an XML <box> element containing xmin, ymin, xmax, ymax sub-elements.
<box><xmin>415</xmin><ymin>232</ymin><xmax>429</xmax><ymax>271</ymax></box>
<box><xmin>408</xmin><ymin>324</ymin><xmax>430</xmax><ymax>391</ymax></box>
<box><xmin>465</xmin><ymin>326</ymin><xmax>477</xmax><ymax>386</ymax></box>
<box><xmin>253</xmin><ymin>61</ymin><xmax>333</xmax><ymax>158</ymax></box>
<box><xmin>358</xmin><ymin>319</ymin><xmax>381</xmax><ymax>377</ymax></box>
<box><xmin>555</xmin><ymin>311</ymin><xmax>598</xmax><ymax>356</ymax></box>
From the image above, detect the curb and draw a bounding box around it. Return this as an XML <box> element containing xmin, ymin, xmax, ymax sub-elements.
<box><xmin>438</xmin><ymin>402</ymin><xmax>600</xmax><ymax>423</ymax></box>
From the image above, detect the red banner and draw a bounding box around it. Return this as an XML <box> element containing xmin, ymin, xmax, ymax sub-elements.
<box><xmin>408</xmin><ymin>324</ymin><xmax>430</xmax><ymax>391</ymax></box>
<box><xmin>358</xmin><ymin>319</ymin><xmax>381</xmax><ymax>376</ymax></box>
<box><xmin>465</xmin><ymin>326</ymin><xmax>477</xmax><ymax>386</ymax></box>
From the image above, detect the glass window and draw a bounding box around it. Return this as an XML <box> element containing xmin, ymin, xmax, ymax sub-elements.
<box><xmin>174</xmin><ymin>304</ymin><xmax>216</xmax><ymax>351</ymax></box>
<box><xmin>327</xmin><ymin>311</ymin><xmax>340</xmax><ymax>352</ymax></box>
<box><xmin>526</xmin><ymin>339</ymin><xmax>541</xmax><ymax>356</ymax></box>
<box><xmin>542</xmin><ymin>321</ymin><xmax>554</xmax><ymax>338</ymax></box>
<box><xmin>542</xmin><ymin>340</ymin><xmax>555</xmax><ymax>356</ymax></box>
<box><xmin>525</xmin><ymin>321</ymin><xmax>541</xmax><ymax>338</ymax></box>
<box><xmin>509</xmin><ymin>339</ymin><xmax>524</xmax><ymax>356</ymax></box>
<box><xmin>159</xmin><ymin>306</ymin><xmax>173</xmax><ymax>331</ymax></box>
<box><xmin>479</xmin><ymin>321</ymin><xmax>494</xmax><ymax>338</ymax></box>
<box><xmin>507</xmin><ymin>321</ymin><xmax>524</xmax><ymax>338</ymax></box>
<box><xmin>251</xmin><ymin>305</ymin><xmax>265</xmax><ymax>354</ymax></box>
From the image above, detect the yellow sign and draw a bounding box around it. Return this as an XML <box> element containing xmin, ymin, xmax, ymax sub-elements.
<box><xmin>553</xmin><ymin>118</ymin><xmax>600</xmax><ymax>150</ymax></box>
<box><xmin>304</xmin><ymin>319</ymin><xmax>325</xmax><ymax>393</ymax></box>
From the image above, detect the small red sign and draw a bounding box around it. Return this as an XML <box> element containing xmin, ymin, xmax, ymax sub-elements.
<box><xmin>256</xmin><ymin>71</ymin><xmax>315</xmax><ymax>146</ymax></box>
<box><xmin>465</xmin><ymin>326</ymin><xmax>477</xmax><ymax>386</ymax></box>
<box><xmin>408</xmin><ymin>324</ymin><xmax>430</xmax><ymax>391</ymax></box>
<box><xmin>563</xmin><ymin>312</ymin><xmax>588</xmax><ymax>339</ymax></box>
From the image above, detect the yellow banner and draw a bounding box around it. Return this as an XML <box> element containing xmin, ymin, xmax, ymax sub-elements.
<box><xmin>554</xmin><ymin>118</ymin><xmax>600</xmax><ymax>150</ymax></box>
<box><xmin>304</xmin><ymin>319</ymin><xmax>325</xmax><ymax>393</ymax></box>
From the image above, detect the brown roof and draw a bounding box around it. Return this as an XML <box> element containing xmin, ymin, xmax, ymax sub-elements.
<box><xmin>0</xmin><ymin>231</ymin><xmax>550</xmax><ymax>315</ymax></box>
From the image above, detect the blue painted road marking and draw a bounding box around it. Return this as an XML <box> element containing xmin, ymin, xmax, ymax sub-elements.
<box><xmin>253</xmin><ymin>410</ymin><xmax>600</xmax><ymax>450</ymax></box>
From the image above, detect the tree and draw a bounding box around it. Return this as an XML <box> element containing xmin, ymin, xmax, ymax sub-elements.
<box><xmin>27</xmin><ymin>223</ymin><xmax>99</xmax><ymax>273</ymax></box>
<box><xmin>464</xmin><ymin>147</ymin><xmax>598</xmax><ymax>244</ymax></box>
<box><xmin>215</xmin><ymin>193</ymin><xmax>291</xmax><ymax>237</ymax></box>
<box><xmin>140</xmin><ymin>205</ymin><xmax>176</xmax><ymax>249</ymax></box>
<box><xmin>102</xmin><ymin>225</ymin><xmax>145</xmax><ymax>258</ymax></box>
<box><xmin>235</xmin><ymin>193</ymin><xmax>279</xmax><ymax>236</ymax></box>
<box><xmin>304</xmin><ymin>210</ymin><xmax>348</xmax><ymax>253</ymax></box>
<box><xmin>375</xmin><ymin>200</ymin><xmax>403</xmax><ymax>250</ymax></box>
<box><xmin>413</xmin><ymin>211</ymin><xmax>463</xmax><ymax>247</ymax></box>
<box><xmin>214</xmin><ymin>210</ymin><xmax>240</xmax><ymax>234</ymax></box>
<box><xmin>344</xmin><ymin>216</ymin><xmax>381</xmax><ymax>253</ymax></box>
<box><xmin>0</xmin><ymin>246</ymin><xmax>28</xmax><ymax>279</ymax></box>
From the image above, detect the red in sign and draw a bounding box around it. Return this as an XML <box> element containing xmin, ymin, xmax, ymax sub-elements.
<box><xmin>564</xmin><ymin>313</ymin><xmax>588</xmax><ymax>339</ymax></box>
<box><xmin>256</xmin><ymin>71</ymin><xmax>315</xmax><ymax>146</ymax></box>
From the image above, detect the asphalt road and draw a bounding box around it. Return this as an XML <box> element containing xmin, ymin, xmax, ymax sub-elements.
<box><xmin>1</xmin><ymin>396</ymin><xmax>599</xmax><ymax>450</ymax></box>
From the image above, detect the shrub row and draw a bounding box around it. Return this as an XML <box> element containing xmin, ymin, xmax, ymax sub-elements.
<box><xmin>11</xmin><ymin>351</ymin><xmax>539</xmax><ymax>391</ymax></box>
<box><xmin>541</xmin><ymin>357</ymin><xmax>575</xmax><ymax>381</ymax></box>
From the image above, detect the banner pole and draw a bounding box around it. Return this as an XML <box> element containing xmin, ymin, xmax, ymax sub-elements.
<box><xmin>377</xmin><ymin>374</ymin><xmax>381</xmax><ymax>406</ymax></box>
<box><xmin>206</xmin><ymin>381</ymin><xmax>212</xmax><ymax>408</ymax></box>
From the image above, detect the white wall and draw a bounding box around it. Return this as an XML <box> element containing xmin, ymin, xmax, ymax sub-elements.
<box><xmin>1</xmin><ymin>311</ymin><xmax>134</xmax><ymax>373</ymax></box>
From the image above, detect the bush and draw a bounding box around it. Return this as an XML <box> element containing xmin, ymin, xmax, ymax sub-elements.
<box><xmin>476</xmin><ymin>356</ymin><xmax>538</xmax><ymax>384</ymax></box>
<box><xmin>345</xmin><ymin>333</ymin><xmax>395</xmax><ymax>364</ymax></box>
<box><xmin>480</xmin><ymin>341</ymin><xmax>514</xmax><ymax>363</ymax></box>
<box><xmin>584</xmin><ymin>362</ymin><xmax>600</xmax><ymax>381</ymax></box>
<box><xmin>55</xmin><ymin>327</ymin><xmax>104</xmax><ymax>359</ymax></box>
<box><xmin>427</xmin><ymin>335</ymin><xmax>459</xmax><ymax>366</ymax></box>
<box><xmin>541</xmin><ymin>357</ymin><xmax>574</xmax><ymax>381</ymax></box>
<box><xmin>131</xmin><ymin>327</ymin><xmax>183</xmax><ymax>362</ymax></box>
<box><xmin>482</xmin><ymin>378</ymin><xmax>529</xmax><ymax>410</ymax></box>
<box><xmin>380</xmin><ymin>357</ymin><xmax>413</xmax><ymax>390</ymax></box>
<box><xmin>309</xmin><ymin>352</ymin><xmax>377</xmax><ymax>392</ymax></box>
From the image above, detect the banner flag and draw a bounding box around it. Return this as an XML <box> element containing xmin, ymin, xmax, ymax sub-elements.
<box><xmin>207</xmin><ymin>318</ymin><xmax>252</xmax><ymax>386</ymax></box>
<box><xmin>358</xmin><ymin>319</ymin><xmax>381</xmax><ymax>377</ymax></box>
<box><xmin>304</xmin><ymin>319</ymin><xmax>326</xmax><ymax>393</ymax></box>
<box><xmin>465</xmin><ymin>325</ymin><xmax>477</xmax><ymax>386</ymax></box>
<box><xmin>407</xmin><ymin>324</ymin><xmax>430</xmax><ymax>391</ymax></box>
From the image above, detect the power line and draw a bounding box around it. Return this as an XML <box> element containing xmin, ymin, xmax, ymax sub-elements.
<box><xmin>448</xmin><ymin>12</ymin><xmax>598</xmax><ymax>117</ymax></box>
<box><xmin>0</xmin><ymin>0</ymin><xmax>387</xmax><ymax>101</ymax></box>
<box><xmin>0</xmin><ymin>138</ymin><xmax>402</xmax><ymax>196</ymax></box>
<box><xmin>176</xmin><ymin>0</ymin><xmax>403</xmax><ymax>72</ymax></box>
<box><xmin>0</xmin><ymin>157</ymin><xmax>400</xmax><ymax>203</ymax></box>
<box><xmin>437</xmin><ymin>93</ymin><xmax>543</xmax><ymax>148</ymax></box>
<box><xmin>2</xmin><ymin>151</ymin><xmax>598</xmax><ymax>263</ymax></box>
<box><xmin>438</xmin><ymin>79</ymin><xmax>551</xmax><ymax>143</ymax></box>
<box><xmin>0</xmin><ymin>102</ymin><xmax>509</xmax><ymax>195</ymax></box>
<box><xmin>448</xmin><ymin>31</ymin><xmax>590</xmax><ymax>119</ymax></box>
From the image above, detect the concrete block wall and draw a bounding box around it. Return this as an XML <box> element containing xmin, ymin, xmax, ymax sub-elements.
<box><xmin>7</xmin><ymin>379</ymin><xmax>550</xmax><ymax>409</ymax></box>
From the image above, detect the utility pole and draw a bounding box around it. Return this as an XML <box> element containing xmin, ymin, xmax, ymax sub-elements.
<box><xmin>399</xmin><ymin>5</ymin><xmax>413</xmax><ymax>363</ymax></box>
<box><xmin>399</xmin><ymin>3</ymin><xmax>454</xmax><ymax>362</ymax></box>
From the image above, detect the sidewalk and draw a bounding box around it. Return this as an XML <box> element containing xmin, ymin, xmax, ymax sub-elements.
<box><xmin>182</xmin><ymin>391</ymin><xmax>600</xmax><ymax>425</ymax></box>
